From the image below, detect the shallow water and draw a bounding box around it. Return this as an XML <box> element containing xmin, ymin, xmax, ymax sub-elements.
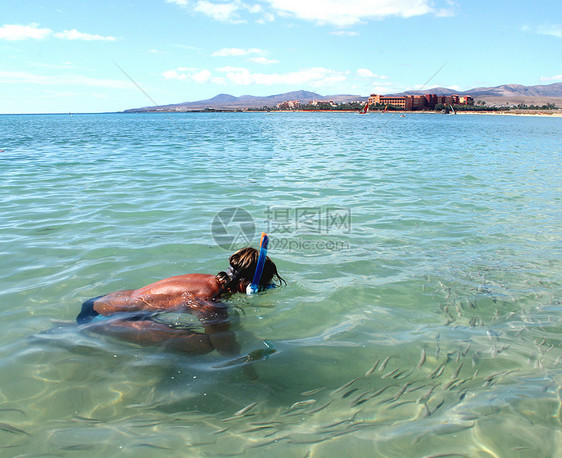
<box><xmin>0</xmin><ymin>112</ymin><xmax>561</xmax><ymax>456</ymax></box>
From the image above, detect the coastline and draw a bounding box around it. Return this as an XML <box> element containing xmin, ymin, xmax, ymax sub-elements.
<box><xmin>3</xmin><ymin>109</ymin><xmax>559</xmax><ymax>117</ymax></box>
<box><xmin>304</xmin><ymin>109</ymin><xmax>562</xmax><ymax>117</ymax></box>
<box><xmin>457</xmin><ymin>110</ymin><xmax>562</xmax><ymax>118</ymax></box>
<box><xmin>296</xmin><ymin>109</ymin><xmax>562</xmax><ymax>117</ymax></box>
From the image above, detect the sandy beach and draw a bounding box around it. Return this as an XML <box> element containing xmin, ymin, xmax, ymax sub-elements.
<box><xmin>458</xmin><ymin>110</ymin><xmax>562</xmax><ymax>117</ymax></box>
<box><xmin>293</xmin><ymin>109</ymin><xmax>562</xmax><ymax>117</ymax></box>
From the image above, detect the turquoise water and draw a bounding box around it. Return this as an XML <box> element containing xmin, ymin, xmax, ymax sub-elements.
<box><xmin>0</xmin><ymin>112</ymin><xmax>560</xmax><ymax>456</ymax></box>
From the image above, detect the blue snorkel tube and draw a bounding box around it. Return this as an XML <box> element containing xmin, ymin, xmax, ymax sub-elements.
<box><xmin>247</xmin><ymin>232</ymin><xmax>269</xmax><ymax>295</ymax></box>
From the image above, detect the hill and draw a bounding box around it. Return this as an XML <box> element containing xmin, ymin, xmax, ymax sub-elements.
<box><xmin>124</xmin><ymin>82</ymin><xmax>562</xmax><ymax>112</ymax></box>
<box><xmin>124</xmin><ymin>90</ymin><xmax>354</xmax><ymax>112</ymax></box>
<box><xmin>124</xmin><ymin>90</ymin><xmax>366</xmax><ymax>112</ymax></box>
<box><xmin>398</xmin><ymin>82</ymin><xmax>562</xmax><ymax>97</ymax></box>
<box><xmin>397</xmin><ymin>82</ymin><xmax>562</xmax><ymax>106</ymax></box>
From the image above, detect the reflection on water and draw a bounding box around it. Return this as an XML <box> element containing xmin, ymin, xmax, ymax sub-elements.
<box><xmin>0</xmin><ymin>113</ymin><xmax>560</xmax><ymax>456</ymax></box>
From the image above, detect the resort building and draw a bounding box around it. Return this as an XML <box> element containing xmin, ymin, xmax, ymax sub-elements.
<box><xmin>277</xmin><ymin>100</ymin><xmax>300</xmax><ymax>110</ymax></box>
<box><xmin>368</xmin><ymin>95</ymin><xmax>408</xmax><ymax>109</ymax></box>
<box><xmin>309</xmin><ymin>100</ymin><xmax>338</xmax><ymax>107</ymax></box>
<box><xmin>368</xmin><ymin>93</ymin><xmax>474</xmax><ymax>110</ymax></box>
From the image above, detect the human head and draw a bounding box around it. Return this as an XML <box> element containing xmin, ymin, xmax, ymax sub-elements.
<box><xmin>217</xmin><ymin>247</ymin><xmax>285</xmax><ymax>294</ymax></box>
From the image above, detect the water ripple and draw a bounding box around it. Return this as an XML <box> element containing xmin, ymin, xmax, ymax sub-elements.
<box><xmin>0</xmin><ymin>112</ymin><xmax>560</xmax><ymax>456</ymax></box>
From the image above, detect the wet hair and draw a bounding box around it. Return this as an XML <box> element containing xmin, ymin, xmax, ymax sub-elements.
<box><xmin>216</xmin><ymin>247</ymin><xmax>285</xmax><ymax>296</ymax></box>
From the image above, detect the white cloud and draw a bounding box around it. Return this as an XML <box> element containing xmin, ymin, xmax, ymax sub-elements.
<box><xmin>54</xmin><ymin>29</ymin><xmax>117</xmax><ymax>41</ymax></box>
<box><xmin>370</xmin><ymin>84</ymin><xmax>396</xmax><ymax>94</ymax></box>
<box><xmin>434</xmin><ymin>0</ymin><xmax>458</xmax><ymax>17</ymax></box>
<box><xmin>212</xmin><ymin>47</ymin><xmax>265</xmax><ymax>56</ymax></box>
<box><xmin>216</xmin><ymin>66</ymin><xmax>247</xmax><ymax>72</ymax></box>
<box><xmin>218</xmin><ymin>66</ymin><xmax>347</xmax><ymax>87</ymax></box>
<box><xmin>163</xmin><ymin>70</ymin><xmax>187</xmax><ymax>80</ymax></box>
<box><xmin>536</xmin><ymin>24</ymin><xmax>562</xmax><ymax>39</ymax></box>
<box><xmin>162</xmin><ymin>68</ymin><xmax>213</xmax><ymax>83</ymax></box>
<box><xmin>173</xmin><ymin>44</ymin><xmax>200</xmax><ymax>50</ymax></box>
<box><xmin>162</xmin><ymin>66</ymin><xmax>348</xmax><ymax>88</ymax></box>
<box><xmin>211</xmin><ymin>76</ymin><xmax>227</xmax><ymax>85</ymax></box>
<box><xmin>168</xmin><ymin>0</ymin><xmax>451</xmax><ymax>26</ymax></box>
<box><xmin>357</xmin><ymin>68</ymin><xmax>379</xmax><ymax>78</ymax></box>
<box><xmin>247</xmin><ymin>56</ymin><xmax>279</xmax><ymax>64</ymax></box>
<box><xmin>30</xmin><ymin>61</ymin><xmax>75</xmax><ymax>70</ymax></box>
<box><xmin>263</xmin><ymin>0</ymin><xmax>435</xmax><ymax>26</ymax></box>
<box><xmin>212</xmin><ymin>48</ymin><xmax>278</xmax><ymax>64</ymax></box>
<box><xmin>540</xmin><ymin>74</ymin><xmax>562</xmax><ymax>82</ymax></box>
<box><xmin>256</xmin><ymin>12</ymin><xmax>276</xmax><ymax>23</ymax></box>
<box><xmin>61</xmin><ymin>75</ymin><xmax>132</xmax><ymax>89</ymax></box>
<box><xmin>331</xmin><ymin>30</ymin><xmax>359</xmax><ymax>36</ymax></box>
<box><xmin>357</xmin><ymin>68</ymin><xmax>386</xmax><ymax>78</ymax></box>
<box><xmin>187</xmin><ymin>1</ymin><xmax>276</xmax><ymax>23</ymax></box>
<box><xmin>0</xmin><ymin>70</ymin><xmax>132</xmax><ymax>89</ymax></box>
<box><xmin>0</xmin><ymin>23</ymin><xmax>51</xmax><ymax>40</ymax></box>
<box><xmin>523</xmin><ymin>23</ymin><xmax>562</xmax><ymax>39</ymax></box>
<box><xmin>192</xmin><ymin>69</ymin><xmax>213</xmax><ymax>83</ymax></box>
<box><xmin>0</xmin><ymin>23</ymin><xmax>118</xmax><ymax>42</ymax></box>
<box><xmin>194</xmin><ymin>1</ymin><xmax>243</xmax><ymax>22</ymax></box>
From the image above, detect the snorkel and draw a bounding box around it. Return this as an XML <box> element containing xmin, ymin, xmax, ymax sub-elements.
<box><xmin>247</xmin><ymin>232</ymin><xmax>269</xmax><ymax>295</ymax></box>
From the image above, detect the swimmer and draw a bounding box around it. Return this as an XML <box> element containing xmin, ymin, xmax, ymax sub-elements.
<box><xmin>77</xmin><ymin>247</ymin><xmax>285</xmax><ymax>356</ymax></box>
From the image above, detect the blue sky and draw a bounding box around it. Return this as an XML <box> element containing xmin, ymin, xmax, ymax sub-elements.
<box><xmin>1</xmin><ymin>0</ymin><xmax>561</xmax><ymax>113</ymax></box>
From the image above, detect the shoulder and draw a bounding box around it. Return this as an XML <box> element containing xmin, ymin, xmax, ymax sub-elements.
<box><xmin>167</xmin><ymin>273</ymin><xmax>219</xmax><ymax>290</ymax></box>
<box><xmin>138</xmin><ymin>273</ymin><xmax>216</xmax><ymax>288</ymax></box>
<box><xmin>135</xmin><ymin>273</ymin><xmax>220</xmax><ymax>298</ymax></box>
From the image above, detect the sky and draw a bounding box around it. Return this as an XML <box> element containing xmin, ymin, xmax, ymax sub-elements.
<box><xmin>1</xmin><ymin>0</ymin><xmax>561</xmax><ymax>113</ymax></box>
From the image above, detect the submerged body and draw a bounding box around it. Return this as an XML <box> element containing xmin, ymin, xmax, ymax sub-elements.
<box><xmin>78</xmin><ymin>274</ymin><xmax>239</xmax><ymax>355</ymax></box>
<box><xmin>77</xmin><ymin>247</ymin><xmax>284</xmax><ymax>357</ymax></box>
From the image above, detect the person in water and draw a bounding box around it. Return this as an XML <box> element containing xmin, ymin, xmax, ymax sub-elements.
<box><xmin>77</xmin><ymin>247</ymin><xmax>285</xmax><ymax>356</ymax></box>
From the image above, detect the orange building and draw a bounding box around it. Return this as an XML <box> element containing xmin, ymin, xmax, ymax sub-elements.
<box><xmin>277</xmin><ymin>100</ymin><xmax>300</xmax><ymax>110</ymax></box>
<box><xmin>368</xmin><ymin>93</ymin><xmax>473</xmax><ymax>110</ymax></box>
<box><xmin>368</xmin><ymin>94</ymin><xmax>407</xmax><ymax>108</ymax></box>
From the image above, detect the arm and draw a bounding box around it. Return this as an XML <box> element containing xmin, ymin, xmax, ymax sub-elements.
<box><xmin>188</xmin><ymin>299</ymin><xmax>242</xmax><ymax>357</ymax></box>
<box><xmin>195</xmin><ymin>301</ymin><xmax>257</xmax><ymax>379</ymax></box>
<box><xmin>205</xmin><ymin>322</ymin><xmax>241</xmax><ymax>357</ymax></box>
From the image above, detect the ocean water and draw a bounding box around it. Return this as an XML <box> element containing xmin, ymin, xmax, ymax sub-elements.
<box><xmin>0</xmin><ymin>112</ymin><xmax>560</xmax><ymax>457</ymax></box>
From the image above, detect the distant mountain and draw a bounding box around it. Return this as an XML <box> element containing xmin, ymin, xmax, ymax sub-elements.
<box><xmin>207</xmin><ymin>93</ymin><xmax>239</xmax><ymax>103</ymax></box>
<box><xmin>324</xmin><ymin>94</ymin><xmax>368</xmax><ymax>103</ymax></box>
<box><xmin>396</xmin><ymin>82</ymin><xmax>562</xmax><ymax>98</ymax></box>
<box><xmin>467</xmin><ymin>82</ymin><xmax>562</xmax><ymax>98</ymax></box>
<box><xmin>398</xmin><ymin>87</ymin><xmax>457</xmax><ymax>96</ymax></box>
<box><xmin>124</xmin><ymin>83</ymin><xmax>562</xmax><ymax>112</ymax></box>
<box><xmin>124</xmin><ymin>90</ymin><xmax>344</xmax><ymax>112</ymax></box>
<box><xmin>124</xmin><ymin>90</ymin><xmax>366</xmax><ymax>112</ymax></box>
